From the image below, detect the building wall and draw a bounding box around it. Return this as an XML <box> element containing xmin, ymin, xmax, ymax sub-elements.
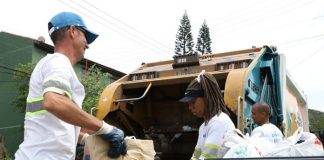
<box><xmin>0</xmin><ymin>32</ymin><xmax>33</xmax><ymax>157</ymax></box>
<box><xmin>32</xmin><ymin>45</ymin><xmax>48</xmax><ymax>63</ymax></box>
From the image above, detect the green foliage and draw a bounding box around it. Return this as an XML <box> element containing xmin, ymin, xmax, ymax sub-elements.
<box><xmin>196</xmin><ymin>21</ymin><xmax>212</xmax><ymax>54</ymax></box>
<box><xmin>12</xmin><ymin>63</ymin><xmax>111</xmax><ymax>115</ymax></box>
<box><xmin>174</xmin><ymin>11</ymin><xmax>194</xmax><ymax>56</ymax></box>
<box><xmin>308</xmin><ymin>109</ymin><xmax>324</xmax><ymax>131</ymax></box>
<box><xmin>12</xmin><ymin>63</ymin><xmax>35</xmax><ymax>113</ymax></box>
<box><xmin>81</xmin><ymin>65</ymin><xmax>112</xmax><ymax>114</ymax></box>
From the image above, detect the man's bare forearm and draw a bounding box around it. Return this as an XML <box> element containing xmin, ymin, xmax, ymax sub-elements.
<box><xmin>43</xmin><ymin>92</ymin><xmax>102</xmax><ymax>132</ymax></box>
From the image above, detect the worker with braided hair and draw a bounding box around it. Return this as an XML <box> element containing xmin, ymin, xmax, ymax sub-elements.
<box><xmin>179</xmin><ymin>70</ymin><xmax>235</xmax><ymax>160</ymax></box>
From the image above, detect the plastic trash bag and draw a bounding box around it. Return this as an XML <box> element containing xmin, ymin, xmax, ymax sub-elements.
<box><xmin>223</xmin><ymin>141</ymin><xmax>262</xmax><ymax>158</ymax></box>
<box><xmin>220</xmin><ymin>129</ymin><xmax>278</xmax><ymax>158</ymax></box>
<box><xmin>217</xmin><ymin>129</ymin><xmax>246</xmax><ymax>158</ymax></box>
<box><xmin>266</xmin><ymin>127</ymin><xmax>324</xmax><ymax>157</ymax></box>
<box><xmin>245</xmin><ymin>136</ymin><xmax>276</xmax><ymax>156</ymax></box>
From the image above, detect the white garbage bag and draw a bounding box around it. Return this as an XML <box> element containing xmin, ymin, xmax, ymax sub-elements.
<box><xmin>266</xmin><ymin>127</ymin><xmax>324</xmax><ymax>157</ymax></box>
<box><xmin>222</xmin><ymin>135</ymin><xmax>276</xmax><ymax>158</ymax></box>
<box><xmin>223</xmin><ymin>141</ymin><xmax>262</xmax><ymax>158</ymax></box>
<box><xmin>217</xmin><ymin>129</ymin><xmax>246</xmax><ymax>158</ymax></box>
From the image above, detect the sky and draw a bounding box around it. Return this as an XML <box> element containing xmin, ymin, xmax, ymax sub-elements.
<box><xmin>1</xmin><ymin>0</ymin><xmax>323</xmax><ymax>111</ymax></box>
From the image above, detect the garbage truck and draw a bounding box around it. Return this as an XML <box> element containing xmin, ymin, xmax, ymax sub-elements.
<box><xmin>93</xmin><ymin>45</ymin><xmax>309</xmax><ymax>159</ymax></box>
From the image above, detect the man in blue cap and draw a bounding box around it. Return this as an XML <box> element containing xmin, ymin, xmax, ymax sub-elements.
<box><xmin>15</xmin><ymin>12</ymin><xmax>127</xmax><ymax>160</ymax></box>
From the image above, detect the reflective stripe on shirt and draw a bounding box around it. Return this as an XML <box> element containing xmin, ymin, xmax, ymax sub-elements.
<box><xmin>200</xmin><ymin>143</ymin><xmax>219</xmax><ymax>159</ymax></box>
<box><xmin>26</xmin><ymin>97</ymin><xmax>47</xmax><ymax>115</ymax></box>
<box><xmin>201</xmin><ymin>153</ymin><xmax>218</xmax><ymax>159</ymax></box>
<box><xmin>191</xmin><ymin>147</ymin><xmax>202</xmax><ymax>160</ymax></box>
<box><xmin>43</xmin><ymin>79</ymin><xmax>72</xmax><ymax>99</ymax></box>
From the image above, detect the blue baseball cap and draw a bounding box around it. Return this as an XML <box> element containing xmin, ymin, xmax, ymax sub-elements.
<box><xmin>48</xmin><ymin>12</ymin><xmax>98</xmax><ymax>44</ymax></box>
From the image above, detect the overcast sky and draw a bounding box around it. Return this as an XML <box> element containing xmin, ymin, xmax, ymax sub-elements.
<box><xmin>1</xmin><ymin>0</ymin><xmax>323</xmax><ymax>111</ymax></box>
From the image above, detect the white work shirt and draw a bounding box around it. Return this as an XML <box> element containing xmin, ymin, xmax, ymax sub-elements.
<box><xmin>191</xmin><ymin>112</ymin><xmax>235</xmax><ymax>160</ymax></box>
<box><xmin>15</xmin><ymin>53</ymin><xmax>85</xmax><ymax>160</ymax></box>
<box><xmin>251</xmin><ymin>123</ymin><xmax>283</xmax><ymax>144</ymax></box>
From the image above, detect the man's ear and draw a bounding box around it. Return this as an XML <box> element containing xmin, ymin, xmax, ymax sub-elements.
<box><xmin>67</xmin><ymin>26</ymin><xmax>76</xmax><ymax>39</ymax></box>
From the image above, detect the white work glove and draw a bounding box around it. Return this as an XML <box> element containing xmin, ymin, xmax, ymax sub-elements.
<box><xmin>95</xmin><ymin>121</ymin><xmax>114</xmax><ymax>135</ymax></box>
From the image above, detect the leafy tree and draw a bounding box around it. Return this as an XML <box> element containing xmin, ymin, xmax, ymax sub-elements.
<box><xmin>309</xmin><ymin>109</ymin><xmax>324</xmax><ymax>131</ymax></box>
<box><xmin>12</xmin><ymin>63</ymin><xmax>111</xmax><ymax>115</ymax></box>
<box><xmin>12</xmin><ymin>63</ymin><xmax>35</xmax><ymax>113</ymax></box>
<box><xmin>81</xmin><ymin>65</ymin><xmax>112</xmax><ymax>114</ymax></box>
<box><xmin>174</xmin><ymin>11</ymin><xmax>194</xmax><ymax>56</ymax></box>
<box><xmin>196</xmin><ymin>20</ymin><xmax>212</xmax><ymax>54</ymax></box>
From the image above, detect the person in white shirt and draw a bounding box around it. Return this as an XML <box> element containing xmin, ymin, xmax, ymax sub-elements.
<box><xmin>251</xmin><ymin>102</ymin><xmax>283</xmax><ymax>144</ymax></box>
<box><xmin>179</xmin><ymin>70</ymin><xmax>235</xmax><ymax>160</ymax></box>
<box><xmin>15</xmin><ymin>12</ymin><xmax>126</xmax><ymax>160</ymax></box>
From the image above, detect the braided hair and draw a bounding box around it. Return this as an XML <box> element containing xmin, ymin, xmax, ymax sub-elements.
<box><xmin>186</xmin><ymin>71</ymin><xmax>229</xmax><ymax>122</ymax></box>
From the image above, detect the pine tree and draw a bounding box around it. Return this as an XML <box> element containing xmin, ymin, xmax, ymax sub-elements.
<box><xmin>174</xmin><ymin>11</ymin><xmax>194</xmax><ymax>56</ymax></box>
<box><xmin>196</xmin><ymin>20</ymin><xmax>212</xmax><ymax>54</ymax></box>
